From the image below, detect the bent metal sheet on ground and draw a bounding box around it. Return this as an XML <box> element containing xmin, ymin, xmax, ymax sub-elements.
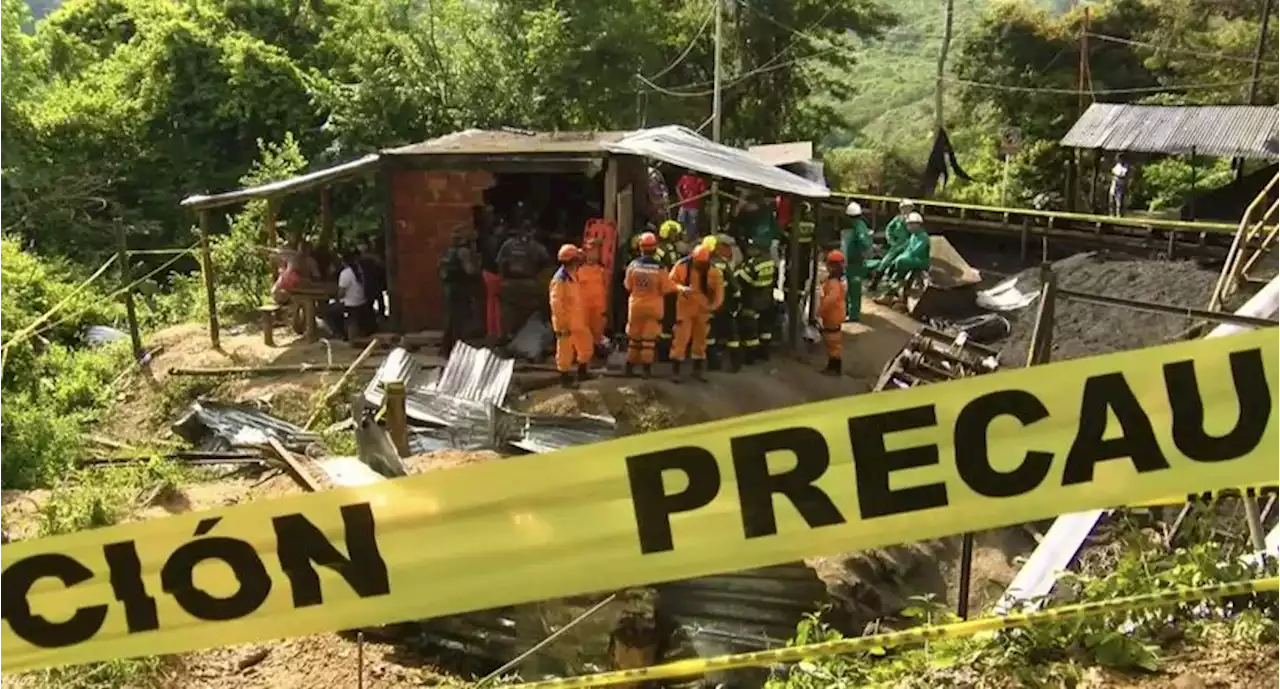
<box><xmin>3</xmin><ymin>328</ymin><xmax>1278</xmax><ymax>673</ymax></box>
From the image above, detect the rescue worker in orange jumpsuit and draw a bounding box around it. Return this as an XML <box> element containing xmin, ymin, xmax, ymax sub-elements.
<box><xmin>624</xmin><ymin>232</ymin><xmax>688</xmax><ymax>378</ymax></box>
<box><xmin>578</xmin><ymin>238</ymin><xmax>609</xmax><ymax>355</ymax></box>
<box><xmin>669</xmin><ymin>245</ymin><xmax>724</xmax><ymax>383</ymax></box>
<box><xmin>817</xmin><ymin>250</ymin><xmax>848</xmax><ymax>376</ymax></box>
<box><xmin>550</xmin><ymin>244</ymin><xmax>594</xmax><ymax>388</ymax></box>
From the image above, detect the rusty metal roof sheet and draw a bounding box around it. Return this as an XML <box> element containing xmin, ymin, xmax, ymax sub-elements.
<box><xmin>362</xmin><ymin>343</ymin><xmax>513</xmax><ymax>437</ymax></box>
<box><xmin>1061</xmin><ymin>104</ymin><xmax>1279</xmax><ymax>159</ymax></box>
<box><xmin>383</xmin><ymin>129</ymin><xmax>631</xmax><ymax>157</ymax></box>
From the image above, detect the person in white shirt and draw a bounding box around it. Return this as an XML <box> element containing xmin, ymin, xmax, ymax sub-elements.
<box><xmin>1109</xmin><ymin>155</ymin><xmax>1131</xmax><ymax>217</ymax></box>
<box><xmin>326</xmin><ymin>249</ymin><xmax>375</xmax><ymax>340</ymax></box>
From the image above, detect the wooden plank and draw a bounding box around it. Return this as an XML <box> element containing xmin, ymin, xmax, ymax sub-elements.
<box><xmin>267</xmin><ymin>438</ymin><xmax>323</xmax><ymax>493</ymax></box>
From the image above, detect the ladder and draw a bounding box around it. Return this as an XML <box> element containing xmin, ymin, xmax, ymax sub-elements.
<box><xmin>1208</xmin><ymin>171</ymin><xmax>1279</xmax><ymax>311</ymax></box>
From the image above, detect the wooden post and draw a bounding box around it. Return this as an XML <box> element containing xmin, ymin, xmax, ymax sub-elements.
<box><xmin>303</xmin><ymin>298</ymin><xmax>318</xmax><ymax>343</ymax></box>
<box><xmin>383</xmin><ymin>380</ymin><xmax>410</xmax><ymax>458</ymax></box>
<box><xmin>786</xmin><ymin>198</ymin><xmax>802</xmax><ymax>351</ymax></box>
<box><xmin>198</xmin><ymin>210</ymin><xmax>221</xmax><ymax>349</ymax></box>
<box><xmin>265</xmin><ymin>198</ymin><xmax>279</xmax><ymax>246</ymax></box>
<box><xmin>259</xmin><ymin>307</ymin><xmax>277</xmax><ymax>347</ymax></box>
<box><xmin>113</xmin><ymin>222</ymin><xmax>144</xmax><ymax>361</ymax></box>
<box><xmin>319</xmin><ymin>186</ymin><xmax>334</xmax><ymax>247</ymax></box>
<box><xmin>603</xmin><ymin>157</ymin><xmax>619</xmax><ymax>225</ymax></box>
<box><xmin>1026</xmin><ymin>263</ymin><xmax>1057</xmax><ymax>365</ymax></box>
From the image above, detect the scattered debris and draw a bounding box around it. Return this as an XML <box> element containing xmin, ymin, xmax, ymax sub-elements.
<box><xmin>85</xmin><ymin>325</ymin><xmax>128</xmax><ymax>347</ymax></box>
<box><xmin>169</xmin><ymin>362</ymin><xmax>387</xmax><ymax>377</ymax></box>
<box><xmin>873</xmin><ymin>326</ymin><xmax>1000</xmax><ymax>391</ymax></box>
<box><xmin>490</xmin><ymin>407</ymin><xmax>616</xmax><ymax>454</ymax></box>
<box><xmin>363</xmin><ymin>343</ymin><xmax>513</xmax><ymax>436</ymax></box>
<box><xmin>172</xmin><ymin>400</ymin><xmax>321</xmax><ymax>452</ymax></box>
<box><xmin>354</xmin><ymin>412</ymin><xmax>408</xmax><ymax>478</ymax></box>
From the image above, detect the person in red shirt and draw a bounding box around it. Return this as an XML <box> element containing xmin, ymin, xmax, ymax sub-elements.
<box><xmin>675</xmin><ymin>170</ymin><xmax>708</xmax><ymax>242</ymax></box>
<box><xmin>774</xmin><ymin>194</ymin><xmax>791</xmax><ymax>230</ymax></box>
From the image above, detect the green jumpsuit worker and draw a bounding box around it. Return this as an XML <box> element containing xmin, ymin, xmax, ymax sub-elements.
<box><xmin>883</xmin><ymin>199</ymin><xmax>914</xmax><ymax>255</ymax></box>
<box><xmin>868</xmin><ymin>213</ymin><xmax>931</xmax><ymax>287</ymax></box>
<box><xmin>840</xmin><ymin>201</ymin><xmax>873</xmax><ymax>322</ymax></box>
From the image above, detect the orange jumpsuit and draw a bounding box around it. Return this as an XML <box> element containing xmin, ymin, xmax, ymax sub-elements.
<box><xmin>624</xmin><ymin>255</ymin><xmax>680</xmax><ymax>365</ymax></box>
<box><xmin>577</xmin><ymin>260</ymin><xmax>608</xmax><ymax>345</ymax></box>
<box><xmin>669</xmin><ymin>258</ymin><xmax>724</xmax><ymax>361</ymax></box>
<box><xmin>550</xmin><ymin>265</ymin><xmax>593</xmax><ymax>372</ymax></box>
<box><xmin>818</xmin><ymin>276</ymin><xmax>847</xmax><ymax>360</ymax></box>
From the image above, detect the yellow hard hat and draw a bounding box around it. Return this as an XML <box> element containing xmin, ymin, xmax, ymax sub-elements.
<box><xmin>659</xmin><ymin>219</ymin><xmax>683</xmax><ymax>240</ymax></box>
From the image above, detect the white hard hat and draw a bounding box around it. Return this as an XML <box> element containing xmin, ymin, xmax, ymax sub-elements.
<box><xmin>845</xmin><ymin>201</ymin><xmax>862</xmax><ymax>217</ymax></box>
<box><xmin>906</xmin><ymin>212</ymin><xmax>924</xmax><ymax>224</ymax></box>
<box><xmin>899</xmin><ymin>198</ymin><xmax>915</xmax><ymax>208</ymax></box>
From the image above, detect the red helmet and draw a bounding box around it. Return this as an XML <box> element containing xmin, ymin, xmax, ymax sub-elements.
<box><xmin>826</xmin><ymin>250</ymin><xmax>846</xmax><ymax>265</ymax></box>
<box><xmin>691</xmin><ymin>246</ymin><xmax>711</xmax><ymax>264</ymax></box>
<box><xmin>557</xmin><ymin>244</ymin><xmax>581</xmax><ymax>262</ymax></box>
<box><xmin>638</xmin><ymin>232</ymin><xmax>659</xmax><ymax>251</ymax></box>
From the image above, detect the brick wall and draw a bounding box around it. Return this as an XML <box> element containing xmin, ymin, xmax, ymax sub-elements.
<box><xmin>390</xmin><ymin>168</ymin><xmax>495</xmax><ymax>331</ymax></box>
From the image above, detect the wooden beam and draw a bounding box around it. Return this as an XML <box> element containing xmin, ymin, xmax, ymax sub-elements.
<box><xmin>267</xmin><ymin>438</ymin><xmax>323</xmax><ymax>492</ymax></box>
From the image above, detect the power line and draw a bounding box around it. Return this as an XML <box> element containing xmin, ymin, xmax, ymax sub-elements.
<box><xmin>641</xmin><ymin>0</ymin><xmax>716</xmax><ymax>82</ymax></box>
<box><xmin>636</xmin><ymin>46</ymin><xmax>841</xmax><ymax>97</ymax></box>
<box><xmin>945</xmin><ymin>77</ymin><xmax>1263</xmax><ymax>95</ymax></box>
<box><xmin>1087</xmin><ymin>32</ymin><xmax>1280</xmax><ymax>65</ymax></box>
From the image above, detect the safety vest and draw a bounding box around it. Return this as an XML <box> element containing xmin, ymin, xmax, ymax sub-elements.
<box><xmin>796</xmin><ymin>220</ymin><xmax>815</xmax><ymax>244</ymax></box>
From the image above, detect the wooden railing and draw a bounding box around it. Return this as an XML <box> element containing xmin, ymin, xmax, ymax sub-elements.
<box><xmin>1208</xmin><ymin>171</ymin><xmax>1279</xmax><ymax>311</ymax></box>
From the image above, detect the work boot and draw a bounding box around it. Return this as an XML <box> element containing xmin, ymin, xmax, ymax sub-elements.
<box><xmin>824</xmin><ymin>358</ymin><xmax>843</xmax><ymax>376</ymax></box>
<box><xmin>729</xmin><ymin>349</ymin><xmax>743</xmax><ymax>373</ymax></box>
<box><xmin>742</xmin><ymin>348</ymin><xmax>756</xmax><ymax>365</ymax></box>
<box><xmin>692</xmin><ymin>359</ymin><xmax>707</xmax><ymax>382</ymax></box>
<box><xmin>641</xmin><ymin>364</ymin><xmax>653</xmax><ymax>380</ymax></box>
<box><xmin>670</xmin><ymin>360</ymin><xmax>683</xmax><ymax>383</ymax></box>
<box><xmin>576</xmin><ymin>364</ymin><xmax>593</xmax><ymax>383</ymax></box>
<box><xmin>707</xmin><ymin>349</ymin><xmax>722</xmax><ymax>371</ymax></box>
<box><xmin>624</xmin><ymin>363</ymin><xmax>637</xmax><ymax>378</ymax></box>
<box><xmin>560</xmin><ymin>372</ymin><xmax>578</xmax><ymax>388</ymax></box>
<box><xmin>758</xmin><ymin>346</ymin><xmax>771</xmax><ymax>362</ymax></box>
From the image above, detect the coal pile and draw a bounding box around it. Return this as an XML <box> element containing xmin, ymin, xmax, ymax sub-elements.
<box><xmin>1000</xmin><ymin>255</ymin><xmax>1220</xmax><ymax>367</ymax></box>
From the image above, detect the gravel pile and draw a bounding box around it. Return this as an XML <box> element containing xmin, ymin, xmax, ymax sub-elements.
<box><xmin>999</xmin><ymin>254</ymin><xmax>1220</xmax><ymax>367</ymax></box>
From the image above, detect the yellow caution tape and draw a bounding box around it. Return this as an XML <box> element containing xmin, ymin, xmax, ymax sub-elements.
<box><xmin>506</xmin><ymin>577</ymin><xmax>1280</xmax><ymax>689</ymax></box>
<box><xmin>1</xmin><ymin>329</ymin><xmax>1277</xmax><ymax>673</ymax></box>
<box><xmin>1130</xmin><ymin>484</ymin><xmax>1279</xmax><ymax>509</ymax></box>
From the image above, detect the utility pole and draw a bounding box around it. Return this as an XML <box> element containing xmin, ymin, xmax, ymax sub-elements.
<box><xmin>934</xmin><ymin>0</ymin><xmax>955</xmax><ymax>132</ymax></box>
<box><xmin>1069</xmin><ymin>8</ymin><xmax>1090</xmax><ymax>212</ymax></box>
<box><xmin>1236</xmin><ymin>0</ymin><xmax>1274</xmax><ymax>179</ymax></box>
<box><xmin>710</xmin><ymin>0</ymin><xmax>723</xmax><ymax>236</ymax></box>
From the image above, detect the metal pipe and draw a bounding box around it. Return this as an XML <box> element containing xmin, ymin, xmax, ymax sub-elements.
<box><xmin>957</xmin><ymin>533</ymin><xmax>974</xmax><ymax>620</ymax></box>
<box><xmin>1056</xmin><ymin>288</ymin><xmax>1278</xmax><ymax>329</ymax></box>
<box><xmin>477</xmin><ymin>593</ymin><xmax>619</xmax><ymax>686</ymax></box>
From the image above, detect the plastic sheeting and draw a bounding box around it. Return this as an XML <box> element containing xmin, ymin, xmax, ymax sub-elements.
<box><xmin>604</xmin><ymin>126</ymin><xmax>830</xmax><ymax>198</ymax></box>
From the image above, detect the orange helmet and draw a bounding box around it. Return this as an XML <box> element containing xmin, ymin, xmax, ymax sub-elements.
<box><xmin>638</xmin><ymin>232</ymin><xmax>658</xmax><ymax>251</ymax></box>
<box><xmin>691</xmin><ymin>246</ymin><xmax>711</xmax><ymax>264</ymax></box>
<box><xmin>557</xmin><ymin>244</ymin><xmax>581</xmax><ymax>262</ymax></box>
<box><xmin>826</xmin><ymin>250</ymin><xmax>846</xmax><ymax>265</ymax></box>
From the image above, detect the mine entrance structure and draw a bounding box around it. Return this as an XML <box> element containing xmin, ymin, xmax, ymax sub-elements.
<box><xmin>178</xmin><ymin>126</ymin><xmax>830</xmax><ymax>351</ymax></box>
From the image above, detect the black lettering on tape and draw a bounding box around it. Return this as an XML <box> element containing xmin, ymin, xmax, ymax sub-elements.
<box><xmin>160</xmin><ymin>517</ymin><xmax>272</xmax><ymax>621</ymax></box>
<box><xmin>955</xmin><ymin>390</ymin><xmax>1053</xmax><ymax>497</ymax></box>
<box><xmin>731</xmin><ymin>427</ymin><xmax>844</xmax><ymax>539</ymax></box>
<box><xmin>1062</xmin><ymin>372</ymin><xmax>1170</xmax><ymax>485</ymax></box>
<box><xmin>103</xmin><ymin>541</ymin><xmax>158</xmax><ymax>633</ymax></box>
<box><xmin>0</xmin><ymin>554</ymin><xmax>108</xmax><ymax>648</ymax></box>
<box><xmin>1164</xmin><ymin>348</ymin><xmax>1271</xmax><ymax>462</ymax></box>
<box><xmin>273</xmin><ymin>503</ymin><xmax>390</xmax><ymax>607</ymax></box>
<box><xmin>850</xmin><ymin>405</ymin><xmax>948</xmax><ymax>519</ymax></box>
<box><xmin>627</xmin><ymin>446</ymin><xmax>720</xmax><ymax>554</ymax></box>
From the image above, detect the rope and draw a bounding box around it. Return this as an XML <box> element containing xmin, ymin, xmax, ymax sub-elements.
<box><xmin>0</xmin><ymin>254</ymin><xmax>118</xmax><ymax>351</ymax></box>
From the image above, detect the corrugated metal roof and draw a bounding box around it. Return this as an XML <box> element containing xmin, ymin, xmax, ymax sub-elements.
<box><xmin>491</xmin><ymin>407</ymin><xmax>616</xmax><ymax>453</ymax></box>
<box><xmin>362</xmin><ymin>343</ymin><xmax>513</xmax><ymax>436</ymax></box>
<box><xmin>171</xmin><ymin>400</ymin><xmax>320</xmax><ymax>452</ymax></box>
<box><xmin>383</xmin><ymin>129</ymin><xmax>630</xmax><ymax>157</ymax></box>
<box><xmin>1060</xmin><ymin>104</ymin><xmax>1279</xmax><ymax>159</ymax></box>
<box><xmin>180</xmin><ymin>154</ymin><xmax>381</xmax><ymax>210</ymax></box>
<box><xmin>605</xmin><ymin>126</ymin><xmax>831</xmax><ymax>198</ymax></box>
